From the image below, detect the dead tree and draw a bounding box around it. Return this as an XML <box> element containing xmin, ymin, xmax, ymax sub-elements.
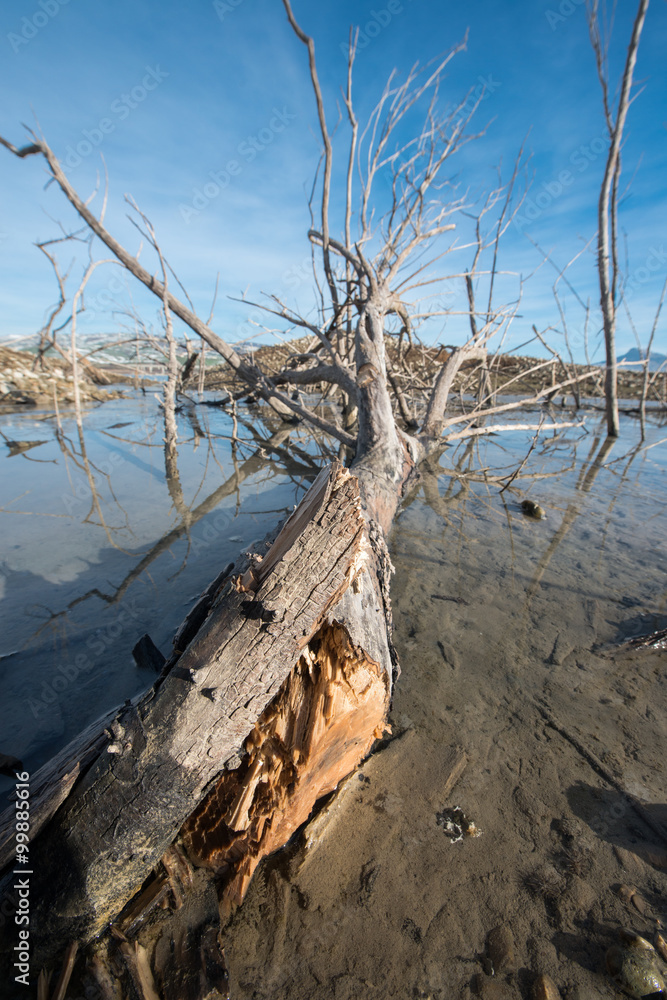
<box><xmin>0</xmin><ymin>6</ymin><xmax>586</xmax><ymax>992</ymax></box>
<box><xmin>588</xmin><ymin>0</ymin><xmax>650</xmax><ymax>437</ymax></box>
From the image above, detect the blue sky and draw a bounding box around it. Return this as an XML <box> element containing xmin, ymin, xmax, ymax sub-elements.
<box><xmin>0</xmin><ymin>0</ymin><xmax>665</xmax><ymax>363</ymax></box>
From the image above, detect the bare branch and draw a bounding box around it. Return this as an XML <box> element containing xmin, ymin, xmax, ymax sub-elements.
<box><xmin>445</xmin><ymin>419</ymin><xmax>585</xmax><ymax>443</ymax></box>
<box><xmin>0</xmin><ymin>130</ymin><xmax>363</xmax><ymax>439</ymax></box>
<box><xmin>282</xmin><ymin>0</ymin><xmax>340</xmax><ymax>314</ymax></box>
<box><xmin>421</xmin><ymin>344</ymin><xmax>488</xmax><ymax>439</ymax></box>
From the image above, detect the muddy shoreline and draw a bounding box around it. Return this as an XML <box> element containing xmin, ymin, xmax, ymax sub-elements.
<box><xmin>1</xmin><ymin>343</ymin><xmax>665</xmax><ymax>411</ymax></box>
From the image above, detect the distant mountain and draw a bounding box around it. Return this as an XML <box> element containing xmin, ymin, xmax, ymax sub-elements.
<box><xmin>617</xmin><ymin>348</ymin><xmax>667</xmax><ymax>373</ymax></box>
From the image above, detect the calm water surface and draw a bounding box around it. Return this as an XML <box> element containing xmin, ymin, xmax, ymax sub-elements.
<box><xmin>0</xmin><ymin>393</ymin><xmax>665</xmax><ymax>813</ymax></box>
<box><xmin>0</xmin><ymin>390</ymin><xmax>323</xmax><ymax>801</ymax></box>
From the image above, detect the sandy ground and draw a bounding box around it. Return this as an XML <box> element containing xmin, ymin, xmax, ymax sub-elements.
<box><xmin>223</xmin><ymin>430</ymin><xmax>667</xmax><ymax>1000</ymax></box>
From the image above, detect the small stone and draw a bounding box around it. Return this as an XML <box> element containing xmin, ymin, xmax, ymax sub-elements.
<box><xmin>613</xmin><ymin>845</ymin><xmax>642</xmax><ymax>872</ymax></box>
<box><xmin>521</xmin><ymin>499</ymin><xmax>546</xmax><ymax>519</ymax></box>
<box><xmin>631</xmin><ymin>891</ymin><xmax>648</xmax><ymax>915</ymax></box>
<box><xmin>654</xmin><ymin>931</ymin><xmax>667</xmax><ymax>963</ymax></box>
<box><xmin>606</xmin><ymin>939</ymin><xmax>666</xmax><ymax>998</ymax></box>
<box><xmin>532</xmin><ymin>974</ymin><xmax>561</xmax><ymax>1000</ymax></box>
<box><xmin>486</xmin><ymin>925</ymin><xmax>516</xmax><ymax>974</ymax></box>
<box><xmin>616</xmin><ymin>883</ymin><xmax>649</xmax><ymax>915</ymax></box>
<box><xmin>616</xmin><ymin>883</ymin><xmax>638</xmax><ymax>904</ymax></box>
<box><xmin>617</xmin><ymin>930</ymin><xmax>655</xmax><ymax>952</ymax></box>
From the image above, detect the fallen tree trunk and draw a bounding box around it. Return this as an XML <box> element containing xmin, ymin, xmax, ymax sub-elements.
<box><xmin>0</xmin><ymin>461</ymin><xmax>395</xmax><ymax>981</ymax></box>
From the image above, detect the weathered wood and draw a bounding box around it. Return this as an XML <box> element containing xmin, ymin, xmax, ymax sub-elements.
<box><xmin>0</xmin><ymin>462</ymin><xmax>392</xmax><ymax>975</ymax></box>
<box><xmin>50</xmin><ymin>941</ymin><xmax>78</xmax><ymax>1000</ymax></box>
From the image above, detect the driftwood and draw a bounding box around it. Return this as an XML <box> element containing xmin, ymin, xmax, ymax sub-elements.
<box><xmin>0</xmin><ymin>462</ymin><xmax>395</xmax><ymax>984</ymax></box>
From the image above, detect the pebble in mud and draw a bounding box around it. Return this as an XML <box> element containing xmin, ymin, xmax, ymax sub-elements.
<box><xmin>521</xmin><ymin>499</ymin><xmax>547</xmax><ymax>519</ymax></box>
<box><xmin>486</xmin><ymin>925</ymin><xmax>516</xmax><ymax>974</ymax></box>
<box><xmin>616</xmin><ymin>883</ymin><xmax>650</xmax><ymax>916</ymax></box>
<box><xmin>532</xmin><ymin>974</ymin><xmax>561</xmax><ymax>999</ymax></box>
<box><xmin>655</xmin><ymin>931</ymin><xmax>667</xmax><ymax>964</ymax></box>
<box><xmin>605</xmin><ymin>932</ymin><xmax>667</xmax><ymax>998</ymax></box>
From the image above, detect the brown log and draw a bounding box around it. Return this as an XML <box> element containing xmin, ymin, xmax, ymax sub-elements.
<box><xmin>0</xmin><ymin>461</ymin><xmax>394</xmax><ymax>977</ymax></box>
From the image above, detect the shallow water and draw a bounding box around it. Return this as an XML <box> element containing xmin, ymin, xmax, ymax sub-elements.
<box><xmin>390</xmin><ymin>419</ymin><xmax>667</xmax><ymax>797</ymax></box>
<box><xmin>393</xmin><ymin>418</ymin><xmax>667</xmax><ymax>687</ymax></box>
<box><xmin>0</xmin><ymin>398</ymin><xmax>664</xmax><ymax>795</ymax></box>
<box><xmin>1</xmin><ymin>395</ymin><xmax>666</xmax><ymax>997</ymax></box>
<box><xmin>0</xmin><ymin>390</ymin><xmax>322</xmax><ymax>800</ymax></box>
